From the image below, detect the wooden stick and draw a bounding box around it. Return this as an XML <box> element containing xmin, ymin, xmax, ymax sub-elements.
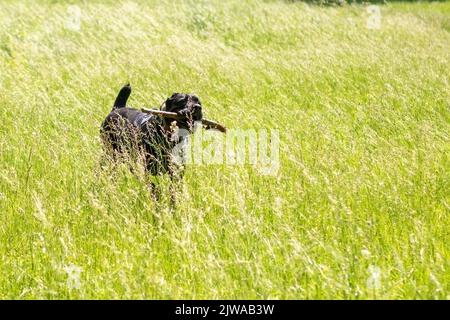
<box><xmin>201</xmin><ymin>119</ymin><xmax>227</xmax><ymax>133</ymax></box>
<box><xmin>141</xmin><ymin>108</ymin><xmax>226</xmax><ymax>133</ymax></box>
<box><xmin>141</xmin><ymin>108</ymin><xmax>181</xmax><ymax>119</ymax></box>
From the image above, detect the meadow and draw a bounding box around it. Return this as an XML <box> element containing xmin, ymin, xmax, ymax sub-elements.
<box><xmin>0</xmin><ymin>0</ymin><xmax>449</xmax><ymax>299</ymax></box>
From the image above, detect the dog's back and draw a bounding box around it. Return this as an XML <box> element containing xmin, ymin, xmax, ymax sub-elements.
<box><xmin>104</xmin><ymin>83</ymin><xmax>150</xmax><ymax>127</ymax></box>
<box><xmin>101</xmin><ymin>83</ymin><xmax>155</xmax><ymax>138</ymax></box>
<box><xmin>101</xmin><ymin>85</ymin><xmax>174</xmax><ymax>175</ymax></box>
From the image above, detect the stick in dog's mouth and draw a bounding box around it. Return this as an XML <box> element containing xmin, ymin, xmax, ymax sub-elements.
<box><xmin>141</xmin><ymin>108</ymin><xmax>227</xmax><ymax>133</ymax></box>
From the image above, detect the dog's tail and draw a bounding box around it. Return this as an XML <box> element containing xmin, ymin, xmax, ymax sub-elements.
<box><xmin>113</xmin><ymin>83</ymin><xmax>131</xmax><ymax>109</ymax></box>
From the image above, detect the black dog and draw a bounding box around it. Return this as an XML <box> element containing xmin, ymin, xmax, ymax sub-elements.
<box><xmin>100</xmin><ymin>84</ymin><xmax>222</xmax><ymax>201</ymax></box>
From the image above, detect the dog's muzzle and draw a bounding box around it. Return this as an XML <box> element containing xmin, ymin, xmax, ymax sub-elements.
<box><xmin>192</xmin><ymin>104</ymin><xmax>202</xmax><ymax>120</ymax></box>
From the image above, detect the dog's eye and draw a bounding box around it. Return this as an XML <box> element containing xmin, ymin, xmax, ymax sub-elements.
<box><xmin>191</xmin><ymin>95</ymin><xmax>201</xmax><ymax>104</ymax></box>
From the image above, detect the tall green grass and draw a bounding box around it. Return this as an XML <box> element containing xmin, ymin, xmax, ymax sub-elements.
<box><xmin>0</xmin><ymin>0</ymin><xmax>449</xmax><ymax>299</ymax></box>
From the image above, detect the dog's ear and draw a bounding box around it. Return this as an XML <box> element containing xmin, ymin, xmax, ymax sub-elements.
<box><xmin>164</xmin><ymin>93</ymin><xmax>188</xmax><ymax>111</ymax></box>
<box><xmin>165</xmin><ymin>93</ymin><xmax>179</xmax><ymax>106</ymax></box>
<box><xmin>162</xmin><ymin>99</ymin><xmax>169</xmax><ymax>110</ymax></box>
<box><xmin>163</xmin><ymin>94</ymin><xmax>176</xmax><ymax>111</ymax></box>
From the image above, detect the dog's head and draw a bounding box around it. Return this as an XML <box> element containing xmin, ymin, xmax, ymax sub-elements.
<box><xmin>162</xmin><ymin>93</ymin><xmax>203</xmax><ymax>132</ymax></box>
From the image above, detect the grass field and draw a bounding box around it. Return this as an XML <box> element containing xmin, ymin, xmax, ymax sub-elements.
<box><xmin>0</xmin><ymin>0</ymin><xmax>449</xmax><ymax>299</ymax></box>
